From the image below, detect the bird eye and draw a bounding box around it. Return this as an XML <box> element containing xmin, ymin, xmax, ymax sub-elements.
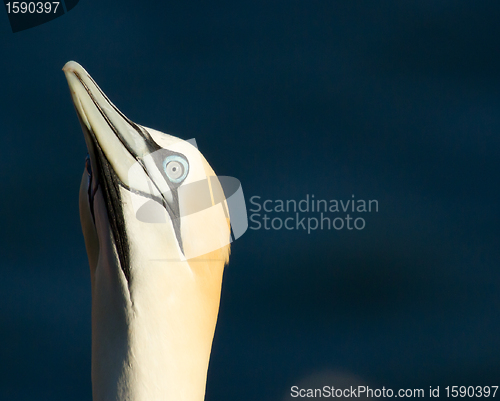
<box><xmin>163</xmin><ymin>155</ymin><xmax>188</xmax><ymax>183</ymax></box>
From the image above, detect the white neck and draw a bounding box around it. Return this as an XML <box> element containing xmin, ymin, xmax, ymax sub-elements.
<box><xmin>80</xmin><ymin>177</ymin><xmax>226</xmax><ymax>401</ymax></box>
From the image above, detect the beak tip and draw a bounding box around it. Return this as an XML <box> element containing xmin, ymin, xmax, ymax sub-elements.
<box><xmin>63</xmin><ymin>60</ymin><xmax>83</xmax><ymax>74</ymax></box>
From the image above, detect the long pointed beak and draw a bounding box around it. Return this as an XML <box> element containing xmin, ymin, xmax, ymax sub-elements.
<box><xmin>63</xmin><ymin>61</ymin><xmax>163</xmax><ymax>186</ymax></box>
<box><xmin>64</xmin><ymin>61</ymin><xmax>191</xmax><ymax>267</ymax></box>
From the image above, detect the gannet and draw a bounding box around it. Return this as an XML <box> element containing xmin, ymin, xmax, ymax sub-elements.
<box><xmin>63</xmin><ymin>61</ymin><xmax>231</xmax><ymax>401</ymax></box>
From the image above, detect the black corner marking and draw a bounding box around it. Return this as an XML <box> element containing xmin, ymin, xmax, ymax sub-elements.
<box><xmin>3</xmin><ymin>0</ymin><xmax>79</xmax><ymax>33</ymax></box>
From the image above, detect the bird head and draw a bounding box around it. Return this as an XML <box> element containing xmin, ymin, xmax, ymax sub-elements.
<box><xmin>63</xmin><ymin>61</ymin><xmax>231</xmax><ymax>284</ymax></box>
<box><xmin>63</xmin><ymin>61</ymin><xmax>232</xmax><ymax>400</ymax></box>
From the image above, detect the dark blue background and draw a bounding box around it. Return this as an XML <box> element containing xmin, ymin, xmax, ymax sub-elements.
<box><xmin>1</xmin><ymin>1</ymin><xmax>499</xmax><ymax>400</ymax></box>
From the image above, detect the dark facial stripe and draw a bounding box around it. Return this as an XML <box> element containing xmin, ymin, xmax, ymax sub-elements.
<box><xmin>72</xmin><ymin>71</ymin><xmax>186</xmax><ymax>263</ymax></box>
<box><xmin>78</xmin><ymin>114</ymin><xmax>132</xmax><ymax>283</ymax></box>
<box><xmin>85</xmin><ymin>154</ymin><xmax>97</xmax><ymax>224</ymax></box>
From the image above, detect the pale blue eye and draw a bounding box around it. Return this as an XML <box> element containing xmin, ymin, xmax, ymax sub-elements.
<box><xmin>163</xmin><ymin>155</ymin><xmax>189</xmax><ymax>183</ymax></box>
